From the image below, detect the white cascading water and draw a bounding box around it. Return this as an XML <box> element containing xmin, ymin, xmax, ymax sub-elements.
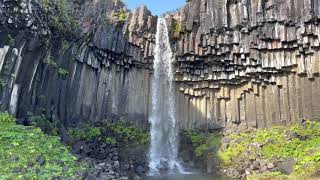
<box><xmin>148</xmin><ymin>18</ymin><xmax>185</xmax><ymax>175</ymax></box>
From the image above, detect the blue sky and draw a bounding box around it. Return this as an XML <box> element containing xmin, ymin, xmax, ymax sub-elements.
<box><xmin>124</xmin><ymin>0</ymin><xmax>185</xmax><ymax>16</ymax></box>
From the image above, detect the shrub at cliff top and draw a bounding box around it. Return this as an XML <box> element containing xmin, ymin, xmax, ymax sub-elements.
<box><xmin>0</xmin><ymin>113</ymin><xmax>85</xmax><ymax>179</ymax></box>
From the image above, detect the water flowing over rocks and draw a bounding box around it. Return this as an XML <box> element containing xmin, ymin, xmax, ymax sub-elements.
<box><xmin>149</xmin><ymin>18</ymin><xmax>183</xmax><ymax>174</ymax></box>
<box><xmin>2</xmin><ymin>0</ymin><xmax>320</xmax><ymax>179</ymax></box>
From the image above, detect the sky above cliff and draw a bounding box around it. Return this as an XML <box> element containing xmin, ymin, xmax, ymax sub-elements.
<box><xmin>124</xmin><ymin>0</ymin><xmax>185</xmax><ymax>16</ymax></box>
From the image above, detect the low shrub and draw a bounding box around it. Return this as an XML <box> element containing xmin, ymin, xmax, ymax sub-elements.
<box><xmin>0</xmin><ymin>120</ymin><xmax>85</xmax><ymax>178</ymax></box>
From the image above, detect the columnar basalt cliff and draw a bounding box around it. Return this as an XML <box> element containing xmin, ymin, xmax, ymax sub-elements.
<box><xmin>0</xmin><ymin>0</ymin><xmax>156</xmax><ymax>126</ymax></box>
<box><xmin>1</xmin><ymin>0</ymin><xmax>320</xmax><ymax>131</ymax></box>
<box><xmin>167</xmin><ymin>0</ymin><xmax>320</xmax><ymax>130</ymax></box>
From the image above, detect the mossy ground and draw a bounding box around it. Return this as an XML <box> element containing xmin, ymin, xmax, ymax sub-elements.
<box><xmin>0</xmin><ymin>113</ymin><xmax>85</xmax><ymax>179</ymax></box>
<box><xmin>218</xmin><ymin>121</ymin><xmax>320</xmax><ymax>179</ymax></box>
<box><xmin>184</xmin><ymin>121</ymin><xmax>320</xmax><ymax>179</ymax></box>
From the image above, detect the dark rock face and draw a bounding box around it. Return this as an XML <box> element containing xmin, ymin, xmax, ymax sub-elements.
<box><xmin>2</xmin><ymin>0</ymin><xmax>320</xmax><ymax>132</ymax></box>
<box><xmin>71</xmin><ymin>138</ymin><xmax>148</xmax><ymax>180</ymax></box>
<box><xmin>167</xmin><ymin>0</ymin><xmax>320</xmax><ymax>130</ymax></box>
<box><xmin>0</xmin><ymin>0</ymin><xmax>156</xmax><ymax>127</ymax></box>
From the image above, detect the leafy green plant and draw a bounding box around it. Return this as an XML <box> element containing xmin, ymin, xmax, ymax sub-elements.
<box><xmin>183</xmin><ymin>130</ymin><xmax>206</xmax><ymax>149</ymax></box>
<box><xmin>41</xmin><ymin>0</ymin><xmax>49</xmax><ymax>11</ymax></box>
<box><xmin>0</xmin><ymin>121</ymin><xmax>85</xmax><ymax>178</ymax></box>
<box><xmin>32</xmin><ymin>115</ymin><xmax>59</xmax><ymax>136</ymax></box>
<box><xmin>0</xmin><ymin>78</ymin><xmax>6</xmax><ymax>88</ymax></box>
<box><xmin>0</xmin><ymin>112</ymin><xmax>15</xmax><ymax>123</ymax></box>
<box><xmin>113</xmin><ymin>9</ymin><xmax>127</xmax><ymax>23</ymax></box>
<box><xmin>60</xmin><ymin>40</ymin><xmax>70</xmax><ymax>52</ymax></box>
<box><xmin>219</xmin><ymin>120</ymin><xmax>320</xmax><ymax>178</ymax></box>
<box><xmin>105</xmin><ymin>137</ymin><xmax>117</xmax><ymax>145</ymax></box>
<box><xmin>68</xmin><ymin>125</ymin><xmax>101</xmax><ymax>141</ymax></box>
<box><xmin>183</xmin><ymin>130</ymin><xmax>221</xmax><ymax>158</ymax></box>
<box><xmin>44</xmin><ymin>56</ymin><xmax>58</xmax><ymax>67</ymax></box>
<box><xmin>58</xmin><ymin>68</ymin><xmax>69</xmax><ymax>78</ymax></box>
<box><xmin>106</xmin><ymin>121</ymin><xmax>150</xmax><ymax>145</ymax></box>
<box><xmin>170</xmin><ymin>19</ymin><xmax>182</xmax><ymax>39</ymax></box>
<box><xmin>46</xmin><ymin>0</ymin><xmax>79</xmax><ymax>34</ymax></box>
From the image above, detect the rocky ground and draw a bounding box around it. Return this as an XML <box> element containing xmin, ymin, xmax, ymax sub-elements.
<box><xmin>180</xmin><ymin>120</ymin><xmax>320</xmax><ymax>180</ymax></box>
<box><xmin>72</xmin><ymin>140</ymin><xmax>148</xmax><ymax>180</ymax></box>
<box><xmin>16</xmin><ymin>115</ymin><xmax>150</xmax><ymax>180</ymax></box>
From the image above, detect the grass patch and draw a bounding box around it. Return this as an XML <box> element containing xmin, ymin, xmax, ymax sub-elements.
<box><xmin>106</xmin><ymin>121</ymin><xmax>150</xmax><ymax>145</ymax></box>
<box><xmin>68</xmin><ymin>125</ymin><xmax>101</xmax><ymax>141</ymax></box>
<box><xmin>183</xmin><ymin>130</ymin><xmax>221</xmax><ymax>158</ymax></box>
<box><xmin>31</xmin><ymin>115</ymin><xmax>59</xmax><ymax>136</ymax></box>
<box><xmin>0</xmin><ymin>113</ymin><xmax>84</xmax><ymax>179</ymax></box>
<box><xmin>219</xmin><ymin>120</ymin><xmax>320</xmax><ymax>179</ymax></box>
<box><xmin>68</xmin><ymin>121</ymin><xmax>150</xmax><ymax>145</ymax></box>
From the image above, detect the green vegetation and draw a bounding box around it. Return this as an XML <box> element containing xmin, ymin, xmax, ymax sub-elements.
<box><xmin>0</xmin><ymin>112</ymin><xmax>15</xmax><ymax>123</ymax></box>
<box><xmin>58</xmin><ymin>68</ymin><xmax>69</xmax><ymax>78</ymax></box>
<box><xmin>68</xmin><ymin>125</ymin><xmax>101</xmax><ymax>141</ymax></box>
<box><xmin>60</xmin><ymin>40</ymin><xmax>70</xmax><ymax>52</ymax></box>
<box><xmin>218</xmin><ymin>120</ymin><xmax>320</xmax><ymax>179</ymax></box>
<box><xmin>183</xmin><ymin>130</ymin><xmax>221</xmax><ymax>158</ymax></box>
<box><xmin>170</xmin><ymin>19</ymin><xmax>182</xmax><ymax>39</ymax></box>
<box><xmin>44</xmin><ymin>56</ymin><xmax>58</xmax><ymax>67</ymax></box>
<box><xmin>41</xmin><ymin>0</ymin><xmax>79</xmax><ymax>34</ymax></box>
<box><xmin>68</xmin><ymin>121</ymin><xmax>150</xmax><ymax>145</ymax></box>
<box><xmin>106</xmin><ymin>121</ymin><xmax>150</xmax><ymax>145</ymax></box>
<box><xmin>0</xmin><ymin>113</ymin><xmax>85</xmax><ymax>179</ymax></box>
<box><xmin>105</xmin><ymin>137</ymin><xmax>117</xmax><ymax>145</ymax></box>
<box><xmin>32</xmin><ymin>115</ymin><xmax>59</xmax><ymax>136</ymax></box>
<box><xmin>0</xmin><ymin>78</ymin><xmax>6</xmax><ymax>88</ymax></box>
<box><xmin>113</xmin><ymin>9</ymin><xmax>127</xmax><ymax>23</ymax></box>
<box><xmin>41</xmin><ymin>0</ymin><xmax>49</xmax><ymax>11</ymax></box>
<box><xmin>7</xmin><ymin>35</ymin><xmax>15</xmax><ymax>45</ymax></box>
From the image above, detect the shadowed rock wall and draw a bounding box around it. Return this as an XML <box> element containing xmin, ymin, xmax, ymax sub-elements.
<box><xmin>167</xmin><ymin>0</ymin><xmax>320</xmax><ymax>129</ymax></box>
<box><xmin>0</xmin><ymin>0</ymin><xmax>156</xmax><ymax>126</ymax></box>
<box><xmin>1</xmin><ymin>0</ymin><xmax>320</xmax><ymax>130</ymax></box>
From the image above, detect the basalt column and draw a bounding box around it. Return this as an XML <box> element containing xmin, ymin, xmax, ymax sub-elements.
<box><xmin>166</xmin><ymin>0</ymin><xmax>320</xmax><ymax>130</ymax></box>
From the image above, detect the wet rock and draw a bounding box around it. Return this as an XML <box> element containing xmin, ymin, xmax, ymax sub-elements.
<box><xmin>113</xmin><ymin>161</ymin><xmax>120</xmax><ymax>170</ymax></box>
<box><xmin>136</xmin><ymin>165</ymin><xmax>146</xmax><ymax>175</ymax></box>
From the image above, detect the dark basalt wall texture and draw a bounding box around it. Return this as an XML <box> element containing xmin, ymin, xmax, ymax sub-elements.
<box><xmin>0</xmin><ymin>0</ymin><xmax>156</xmax><ymax>127</ymax></box>
<box><xmin>1</xmin><ymin>0</ymin><xmax>320</xmax><ymax>130</ymax></box>
<box><xmin>166</xmin><ymin>0</ymin><xmax>320</xmax><ymax>130</ymax></box>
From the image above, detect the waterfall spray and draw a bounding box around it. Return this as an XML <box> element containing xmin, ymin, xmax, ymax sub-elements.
<box><xmin>148</xmin><ymin>18</ymin><xmax>185</xmax><ymax>175</ymax></box>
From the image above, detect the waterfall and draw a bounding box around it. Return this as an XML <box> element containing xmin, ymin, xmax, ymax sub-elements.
<box><xmin>148</xmin><ymin>18</ymin><xmax>184</xmax><ymax>175</ymax></box>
